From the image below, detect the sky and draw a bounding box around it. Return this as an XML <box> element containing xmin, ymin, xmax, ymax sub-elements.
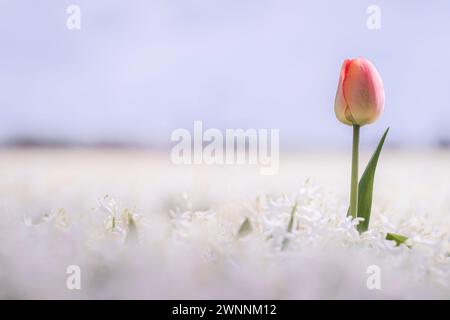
<box><xmin>0</xmin><ymin>0</ymin><xmax>449</xmax><ymax>149</ymax></box>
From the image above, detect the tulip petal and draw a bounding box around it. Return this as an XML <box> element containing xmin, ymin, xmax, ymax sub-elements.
<box><xmin>334</xmin><ymin>59</ymin><xmax>354</xmax><ymax>125</ymax></box>
<box><xmin>343</xmin><ymin>58</ymin><xmax>384</xmax><ymax>126</ymax></box>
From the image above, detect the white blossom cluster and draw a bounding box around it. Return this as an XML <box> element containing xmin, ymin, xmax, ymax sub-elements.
<box><xmin>0</xmin><ymin>181</ymin><xmax>449</xmax><ymax>299</ymax></box>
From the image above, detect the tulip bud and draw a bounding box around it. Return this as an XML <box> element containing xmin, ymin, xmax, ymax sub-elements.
<box><xmin>334</xmin><ymin>58</ymin><xmax>385</xmax><ymax>126</ymax></box>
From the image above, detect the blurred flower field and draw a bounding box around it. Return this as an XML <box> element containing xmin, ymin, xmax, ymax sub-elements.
<box><xmin>0</xmin><ymin>148</ymin><xmax>449</xmax><ymax>299</ymax></box>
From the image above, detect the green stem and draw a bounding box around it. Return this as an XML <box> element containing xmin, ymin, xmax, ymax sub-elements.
<box><xmin>350</xmin><ymin>125</ymin><xmax>360</xmax><ymax>218</ymax></box>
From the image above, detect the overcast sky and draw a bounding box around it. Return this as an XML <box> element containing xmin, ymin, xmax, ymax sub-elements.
<box><xmin>1</xmin><ymin>0</ymin><xmax>449</xmax><ymax>148</ymax></box>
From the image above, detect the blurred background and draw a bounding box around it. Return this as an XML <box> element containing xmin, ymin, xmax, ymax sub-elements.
<box><xmin>1</xmin><ymin>0</ymin><xmax>449</xmax><ymax>150</ymax></box>
<box><xmin>1</xmin><ymin>0</ymin><xmax>450</xmax><ymax>300</ymax></box>
<box><xmin>0</xmin><ymin>0</ymin><xmax>449</xmax><ymax>217</ymax></box>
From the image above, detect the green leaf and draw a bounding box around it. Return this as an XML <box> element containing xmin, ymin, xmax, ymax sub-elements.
<box><xmin>386</xmin><ymin>232</ymin><xmax>408</xmax><ymax>246</ymax></box>
<box><xmin>282</xmin><ymin>202</ymin><xmax>298</xmax><ymax>250</ymax></box>
<box><xmin>287</xmin><ymin>202</ymin><xmax>297</xmax><ymax>233</ymax></box>
<box><xmin>237</xmin><ymin>217</ymin><xmax>252</xmax><ymax>237</ymax></box>
<box><xmin>125</xmin><ymin>210</ymin><xmax>139</xmax><ymax>244</ymax></box>
<box><xmin>356</xmin><ymin>127</ymin><xmax>389</xmax><ymax>233</ymax></box>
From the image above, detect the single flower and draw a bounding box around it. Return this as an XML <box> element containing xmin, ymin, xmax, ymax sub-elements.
<box><xmin>335</xmin><ymin>58</ymin><xmax>385</xmax><ymax>126</ymax></box>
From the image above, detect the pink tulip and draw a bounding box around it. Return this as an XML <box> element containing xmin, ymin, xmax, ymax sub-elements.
<box><xmin>334</xmin><ymin>58</ymin><xmax>385</xmax><ymax>126</ymax></box>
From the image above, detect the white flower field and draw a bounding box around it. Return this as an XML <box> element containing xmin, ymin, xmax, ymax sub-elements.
<box><xmin>0</xmin><ymin>149</ymin><xmax>449</xmax><ymax>299</ymax></box>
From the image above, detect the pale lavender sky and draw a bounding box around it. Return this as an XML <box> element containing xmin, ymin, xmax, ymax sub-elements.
<box><xmin>0</xmin><ymin>0</ymin><xmax>449</xmax><ymax>148</ymax></box>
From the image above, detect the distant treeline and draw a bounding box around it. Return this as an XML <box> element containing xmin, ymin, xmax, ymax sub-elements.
<box><xmin>1</xmin><ymin>136</ymin><xmax>450</xmax><ymax>149</ymax></box>
<box><xmin>1</xmin><ymin>137</ymin><xmax>154</xmax><ymax>149</ymax></box>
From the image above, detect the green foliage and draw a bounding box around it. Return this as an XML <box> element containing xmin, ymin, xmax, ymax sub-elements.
<box><xmin>386</xmin><ymin>232</ymin><xmax>408</xmax><ymax>246</ymax></box>
<box><xmin>347</xmin><ymin>127</ymin><xmax>389</xmax><ymax>233</ymax></box>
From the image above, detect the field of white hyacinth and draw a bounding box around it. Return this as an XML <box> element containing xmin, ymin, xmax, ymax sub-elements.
<box><xmin>0</xmin><ymin>148</ymin><xmax>449</xmax><ymax>299</ymax></box>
